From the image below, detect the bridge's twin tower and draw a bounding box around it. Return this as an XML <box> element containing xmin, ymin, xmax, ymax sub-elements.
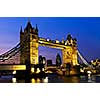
<box><xmin>20</xmin><ymin>21</ymin><xmax>78</xmax><ymax>67</ymax></box>
<box><xmin>62</xmin><ymin>35</ymin><xmax>78</xmax><ymax>66</ymax></box>
<box><xmin>20</xmin><ymin>21</ymin><xmax>38</xmax><ymax>65</ymax></box>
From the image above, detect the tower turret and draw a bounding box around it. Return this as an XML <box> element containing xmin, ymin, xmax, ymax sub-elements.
<box><xmin>67</xmin><ymin>34</ymin><xmax>72</xmax><ymax>40</ymax></box>
<box><xmin>66</xmin><ymin>33</ymin><xmax>73</xmax><ymax>45</ymax></box>
<box><xmin>61</xmin><ymin>38</ymin><xmax>65</xmax><ymax>44</ymax></box>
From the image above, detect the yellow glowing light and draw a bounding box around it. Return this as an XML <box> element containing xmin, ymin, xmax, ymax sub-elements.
<box><xmin>73</xmin><ymin>62</ymin><xmax>76</xmax><ymax>66</ymax></box>
<box><xmin>80</xmin><ymin>69</ymin><xmax>84</xmax><ymax>73</ymax></box>
<box><xmin>12</xmin><ymin>71</ymin><xmax>16</xmax><ymax>74</ymax></box>
<box><xmin>31</xmin><ymin>68</ymin><xmax>34</xmax><ymax>73</ymax></box>
<box><xmin>47</xmin><ymin>39</ymin><xmax>49</xmax><ymax>41</ymax></box>
<box><xmin>65</xmin><ymin>42</ymin><xmax>67</xmax><ymax>45</ymax></box>
<box><xmin>87</xmin><ymin>71</ymin><xmax>92</xmax><ymax>74</ymax></box>
<box><xmin>36</xmin><ymin>68</ymin><xmax>40</xmax><ymax>73</ymax></box>
<box><xmin>31</xmin><ymin>78</ymin><xmax>35</xmax><ymax>83</ymax></box>
<box><xmin>91</xmin><ymin>60</ymin><xmax>93</xmax><ymax>63</ymax></box>
<box><xmin>39</xmin><ymin>41</ymin><xmax>43</xmax><ymax>43</ymax></box>
<box><xmin>0</xmin><ymin>65</ymin><xmax>26</xmax><ymax>70</ymax></box>
<box><xmin>45</xmin><ymin>70</ymin><xmax>53</xmax><ymax>73</ymax></box>
<box><xmin>13</xmin><ymin>65</ymin><xmax>26</xmax><ymax>70</ymax></box>
<box><xmin>56</xmin><ymin>40</ymin><xmax>60</xmax><ymax>43</ymax></box>
<box><xmin>37</xmin><ymin>78</ymin><xmax>41</xmax><ymax>83</ymax></box>
<box><xmin>88</xmin><ymin>73</ymin><xmax>91</xmax><ymax>77</ymax></box>
<box><xmin>12</xmin><ymin>78</ymin><xmax>16</xmax><ymax>83</ymax></box>
<box><xmin>42</xmin><ymin>68</ymin><xmax>44</xmax><ymax>71</ymax></box>
<box><xmin>43</xmin><ymin>77</ymin><xmax>48</xmax><ymax>83</ymax></box>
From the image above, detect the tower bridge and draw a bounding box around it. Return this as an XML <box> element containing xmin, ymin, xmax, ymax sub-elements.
<box><xmin>0</xmin><ymin>21</ymin><xmax>90</xmax><ymax>71</ymax></box>
<box><xmin>20</xmin><ymin>21</ymin><xmax>78</xmax><ymax>66</ymax></box>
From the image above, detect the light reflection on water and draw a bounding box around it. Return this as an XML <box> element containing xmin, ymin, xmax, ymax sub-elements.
<box><xmin>60</xmin><ymin>76</ymin><xmax>80</xmax><ymax>83</ymax></box>
<box><xmin>1</xmin><ymin>74</ymin><xmax>100</xmax><ymax>83</ymax></box>
<box><xmin>12</xmin><ymin>78</ymin><xmax>17</xmax><ymax>83</ymax></box>
<box><xmin>31</xmin><ymin>77</ymin><xmax>48</xmax><ymax>83</ymax></box>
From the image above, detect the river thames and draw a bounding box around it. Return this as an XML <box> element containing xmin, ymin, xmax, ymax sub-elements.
<box><xmin>0</xmin><ymin>73</ymin><xmax>100</xmax><ymax>83</ymax></box>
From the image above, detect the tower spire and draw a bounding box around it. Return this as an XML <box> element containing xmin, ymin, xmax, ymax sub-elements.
<box><xmin>25</xmin><ymin>19</ymin><xmax>32</xmax><ymax>31</ymax></box>
<box><xmin>28</xmin><ymin>18</ymin><xmax>30</xmax><ymax>23</ymax></box>
<box><xmin>35</xmin><ymin>24</ymin><xmax>38</xmax><ymax>32</ymax></box>
<box><xmin>20</xmin><ymin>26</ymin><xmax>23</xmax><ymax>33</ymax></box>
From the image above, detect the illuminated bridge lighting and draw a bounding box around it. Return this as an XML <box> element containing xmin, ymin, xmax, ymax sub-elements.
<box><xmin>39</xmin><ymin>40</ymin><xmax>66</xmax><ymax>49</ymax></box>
<box><xmin>12</xmin><ymin>70</ymin><xmax>16</xmax><ymax>74</ymax></box>
<box><xmin>31</xmin><ymin>78</ymin><xmax>36</xmax><ymax>83</ymax></box>
<box><xmin>36</xmin><ymin>68</ymin><xmax>40</xmax><ymax>73</ymax></box>
<box><xmin>31</xmin><ymin>68</ymin><xmax>34</xmax><ymax>73</ymax></box>
<box><xmin>0</xmin><ymin>65</ymin><xmax>26</xmax><ymax>70</ymax></box>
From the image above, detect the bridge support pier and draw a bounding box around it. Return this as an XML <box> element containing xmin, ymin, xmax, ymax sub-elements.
<box><xmin>25</xmin><ymin>60</ymin><xmax>31</xmax><ymax>76</ymax></box>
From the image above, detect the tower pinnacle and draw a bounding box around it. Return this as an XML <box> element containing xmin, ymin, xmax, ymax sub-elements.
<box><xmin>35</xmin><ymin>24</ymin><xmax>38</xmax><ymax>32</ymax></box>
<box><xmin>25</xmin><ymin>21</ymin><xmax>32</xmax><ymax>31</ymax></box>
<box><xmin>20</xmin><ymin>26</ymin><xmax>23</xmax><ymax>33</ymax></box>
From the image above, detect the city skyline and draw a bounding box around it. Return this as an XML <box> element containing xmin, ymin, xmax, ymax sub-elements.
<box><xmin>0</xmin><ymin>17</ymin><xmax>100</xmax><ymax>63</ymax></box>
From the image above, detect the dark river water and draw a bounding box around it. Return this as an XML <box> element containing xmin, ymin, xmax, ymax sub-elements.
<box><xmin>0</xmin><ymin>73</ymin><xmax>100</xmax><ymax>83</ymax></box>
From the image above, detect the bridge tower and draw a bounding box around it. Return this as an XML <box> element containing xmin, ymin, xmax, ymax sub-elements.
<box><xmin>62</xmin><ymin>34</ymin><xmax>78</xmax><ymax>67</ymax></box>
<box><xmin>20</xmin><ymin>21</ymin><xmax>38</xmax><ymax>65</ymax></box>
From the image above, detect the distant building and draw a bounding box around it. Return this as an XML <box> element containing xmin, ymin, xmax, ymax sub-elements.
<box><xmin>91</xmin><ymin>59</ymin><xmax>100</xmax><ymax>67</ymax></box>
<box><xmin>39</xmin><ymin>55</ymin><xmax>43</xmax><ymax>64</ymax></box>
<box><xmin>47</xmin><ymin>60</ymin><xmax>52</xmax><ymax>66</ymax></box>
<box><xmin>39</xmin><ymin>55</ymin><xmax>46</xmax><ymax>65</ymax></box>
<box><xmin>56</xmin><ymin>53</ymin><xmax>62</xmax><ymax>67</ymax></box>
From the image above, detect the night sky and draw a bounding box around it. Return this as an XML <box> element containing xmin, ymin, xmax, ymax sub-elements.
<box><xmin>0</xmin><ymin>17</ymin><xmax>100</xmax><ymax>63</ymax></box>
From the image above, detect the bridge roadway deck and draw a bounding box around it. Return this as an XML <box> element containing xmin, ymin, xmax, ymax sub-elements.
<box><xmin>38</xmin><ymin>39</ymin><xmax>69</xmax><ymax>49</ymax></box>
<box><xmin>0</xmin><ymin>65</ymin><xmax>57</xmax><ymax>71</ymax></box>
<box><xmin>0</xmin><ymin>65</ymin><xmax>26</xmax><ymax>70</ymax></box>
